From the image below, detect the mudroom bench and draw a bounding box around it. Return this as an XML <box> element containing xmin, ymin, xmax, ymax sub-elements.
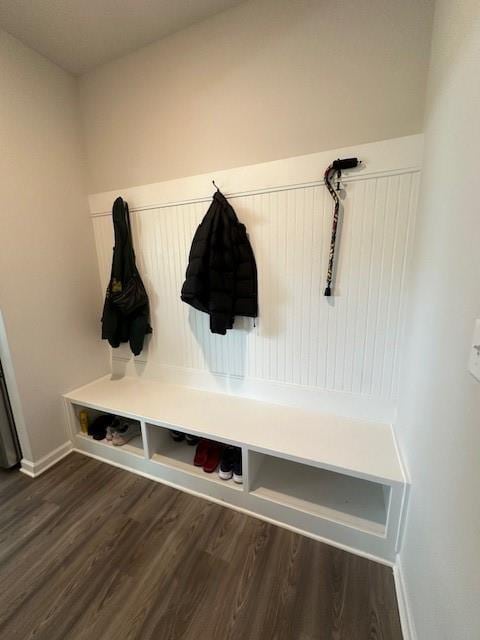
<box><xmin>63</xmin><ymin>375</ymin><xmax>407</xmax><ymax>563</ymax></box>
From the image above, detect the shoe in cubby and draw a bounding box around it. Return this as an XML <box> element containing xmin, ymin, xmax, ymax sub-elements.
<box><xmin>233</xmin><ymin>449</ymin><xmax>243</xmax><ymax>484</ymax></box>
<box><xmin>112</xmin><ymin>420</ymin><xmax>141</xmax><ymax>446</ymax></box>
<box><xmin>203</xmin><ymin>442</ymin><xmax>224</xmax><ymax>474</ymax></box>
<box><xmin>218</xmin><ymin>447</ymin><xmax>236</xmax><ymax>481</ymax></box>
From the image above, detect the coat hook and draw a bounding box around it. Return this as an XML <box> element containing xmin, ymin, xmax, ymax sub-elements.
<box><xmin>212</xmin><ymin>180</ymin><xmax>220</xmax><ymax>192</ymax></box>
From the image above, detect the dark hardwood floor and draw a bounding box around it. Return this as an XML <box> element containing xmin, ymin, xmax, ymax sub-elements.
<box><xmin>0</xmin><ymin>453</ymin><xmax>402</xmax><ymax>640</ymax></box>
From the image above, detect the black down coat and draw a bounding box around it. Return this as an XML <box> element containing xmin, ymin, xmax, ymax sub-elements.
<box><xmin>101</xmin><ymin>197</ymin><xmax>152</xmax><ymax>355</ymax></box>
<box><xmin>181</xmin><ymin>190</ymin><xmax>258</xmax><ymax>335</ymax></box>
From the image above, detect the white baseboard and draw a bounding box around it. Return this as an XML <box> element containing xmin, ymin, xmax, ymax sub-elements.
<box><xmin>20</xmin><ymin>441</ymin><xmax>73</xmax><ymax>478</ymax></box>
<box><xmin>394</xmin><ymin>557</ymin><xmax>417</xmax><ymax>640</ymax></box>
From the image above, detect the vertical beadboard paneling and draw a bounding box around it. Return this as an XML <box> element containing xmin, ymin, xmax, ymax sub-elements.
<box><xmin>92</xmin><ymin>168</ymin><xmax>419</xmax><ymax>407</ymax></box>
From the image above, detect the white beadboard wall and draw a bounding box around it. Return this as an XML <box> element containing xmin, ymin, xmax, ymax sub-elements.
<box><xmin>90</xmin><ymin>135</ymin><xmax>422</xmax><ymax>423</ymax></box>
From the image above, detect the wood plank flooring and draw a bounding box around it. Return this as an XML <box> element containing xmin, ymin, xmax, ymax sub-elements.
<box><xmin>0</xmin><ymin>453</ymin><xmax>403</xmax><ymax>640</ymax></box>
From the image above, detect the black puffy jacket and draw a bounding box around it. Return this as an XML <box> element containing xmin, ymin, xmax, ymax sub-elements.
<box><xmin>101</xmin><ymin>197</ymin><xmax>152</xmax><ymax>355</ymax></box>
<box><xmin>181</xmin><ymin>191</ymin><xmax>258</xmax><ymax>335</ymax></box>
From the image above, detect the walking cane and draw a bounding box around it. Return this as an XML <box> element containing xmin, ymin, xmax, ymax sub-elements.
<box><xmin>324</xmin><ymin>157</ymin><xmax>361</xmax><ymax>296</ymax></box>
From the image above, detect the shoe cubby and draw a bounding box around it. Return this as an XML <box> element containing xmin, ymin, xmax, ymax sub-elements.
<box><xmin>64</xmin><ymin>377</ymin><xmax>407</xmax><ymax>562</ymax></box>
<box><xmin>248</xmin><ymin>451</ymin><xmax>389</xmax><ymax>536</ymax></box>
<box><xmin>144</xmin><ymin>423</ymin><xmax>243</xmax><ymax>491</ymax></box>
<box><xmin>68</xmin><ymin>403</ymin><xmax>145</xmax><ymax>458</ymax></box>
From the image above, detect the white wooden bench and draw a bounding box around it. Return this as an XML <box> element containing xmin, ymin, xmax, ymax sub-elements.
<box><xmin>64</xmin><ymin>375</ymin><xmax>407</xmax><ymax>563</ymax></box>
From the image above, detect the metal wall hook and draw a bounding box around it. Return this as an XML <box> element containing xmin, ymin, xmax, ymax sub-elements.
<box><xmin>212</xmin><ymin>180</ymin><xmax>220</xmax><ymax>192</ymax></box>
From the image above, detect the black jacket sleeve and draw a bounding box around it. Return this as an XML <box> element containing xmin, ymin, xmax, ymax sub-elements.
<box><xmin>207</xmin><ymin>207</ymin><xmax>236</xmax><ymax>335</ymax></box>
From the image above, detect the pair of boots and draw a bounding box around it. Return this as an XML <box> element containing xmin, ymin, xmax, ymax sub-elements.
<box><xmin>218</xmin><ymin>446</ymin><xmax>242</xmax><ymax>484</ymax></box>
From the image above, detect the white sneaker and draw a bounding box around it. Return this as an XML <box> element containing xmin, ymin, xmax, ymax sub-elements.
<box><xmin>112</xmin><ymin>420</ymin><xmax>141</xmax><ymax>446</ymax></box>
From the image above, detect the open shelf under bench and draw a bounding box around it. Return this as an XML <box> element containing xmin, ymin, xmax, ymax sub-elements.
<box><xmin>64</xmin><ymin>374</ymin><xmax>407</xmax><ymax>563</ymax></box>
<box><xmin>249</xmin><ymin>452</ymin><xmax>388</xmax><ymax>536</ymax></box>
<box><xmin>146</xmin><ymin>423</ymin><xmax>242</xmax><ymax>491</ymax></box>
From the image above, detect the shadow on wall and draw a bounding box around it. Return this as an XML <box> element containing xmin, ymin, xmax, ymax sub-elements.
<box><xmin>231</xmin><ymin>196</ymin><xmax>286</xmax><ymax>338</ymax></box>
<box><xmin>185</xmin><ymin>198</ymin><xmax>288</xmax><ymax>381</ymax></box>
<box><xmin>188</xmin><ymin>307</ymin><xmax>251</xmax><ymax>380</ymax></box>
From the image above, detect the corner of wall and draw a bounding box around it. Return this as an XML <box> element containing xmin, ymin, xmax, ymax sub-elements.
<box><xmin>20</xmin><ymin>441</ymin><xmax>73</xmax><ymax>478</ymax></box>
<box><xmin>394</xmin><ymin>554</ymin><xmax>418</xmax><ymax>640</ymax></box>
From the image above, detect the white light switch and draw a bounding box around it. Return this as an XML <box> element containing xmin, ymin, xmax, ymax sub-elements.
<box><xmin>468</xmin><ymin>319</ymin><xmax>480</xmax><ymax>382</ymax></box>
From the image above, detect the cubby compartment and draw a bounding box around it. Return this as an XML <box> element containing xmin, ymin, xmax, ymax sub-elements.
<box><xmin>70</xmin><ymin>403</ymin><xmax>145</xmax><ymax>458</ymax></box>
<box><xmin>248</xmin><ymin>451</ymin><xmax>389</xmax><ymax>536</ymax></box>
<box><xmin>65</xmin><ymin>377</ymin><xmax>406</xmax><ymax>561</ymax></box>
<box><xmin>146</xmin><ymin>423</ymin><xmax>243</xmax><ymax>491</ymax></box>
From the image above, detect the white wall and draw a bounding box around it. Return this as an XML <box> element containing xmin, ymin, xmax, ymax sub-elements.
<box><xmin>396</xmin><ymin>1</ymin><xmax>480</xmax><ymax>638</ymax></box>
<box><xmin>79</xmin><ymin>0</ymin><xmax>434</xmax><ymax>194</ymax></box>
<box><xmin>89</xmin><ymin>136</ymin><xmax>421</xmax><ymax>424</ymax></box>
<box><xmin>0</xmin><ymin>30</ymin><xmax>109</xmax><ymax>463</ymax></box>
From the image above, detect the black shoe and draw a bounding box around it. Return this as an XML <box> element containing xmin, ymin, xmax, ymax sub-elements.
<box><xmin>218</xmin><ymin>447</ymin><xmax>235</xmax><ymax>480</ymax></box>
<box><xmin>218</xmin><ymin>447</ymin><xmax>242</xmax><ymax>482</ymax></box>
<box><xmin>185</xmin><ymin>434</ymin><xmax>200</xmax><ymax>446</ymax></box>
<box><xmin>88</xmin><ymin>414</ymin><xmax>115</xmax><ymax>441</ymax></box>
<box><xmin>233</xmin><ymin>449</ymin><xmax>243</xmax><ymax>484</ymax></box>
<box><xmin>169</xmin><ymin>430</ymin><xmax>185</xmax><ymax>442</ymax></box>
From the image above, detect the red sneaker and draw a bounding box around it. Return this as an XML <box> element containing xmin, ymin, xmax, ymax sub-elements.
<box><xmin>194</xmin><ymin>439</ymin><xmax>210</xmax><ymax>467</ymax></box>
<box><xmin>203</xmin><ymin>443</ymin><xmax>224</xmax><ymax>473</ymax></box>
